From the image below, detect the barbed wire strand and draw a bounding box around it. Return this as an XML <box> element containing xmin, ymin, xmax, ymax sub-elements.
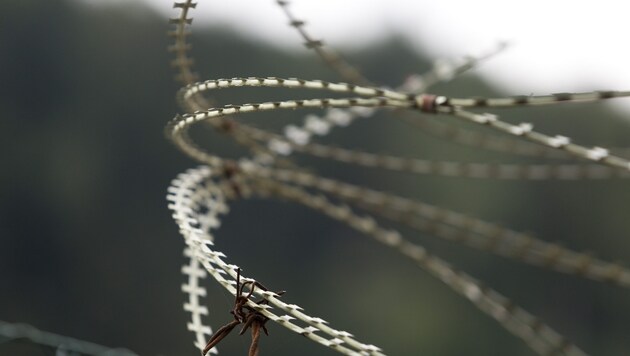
<box><xmin>444</xmin><ymin>108</ymin><xmax>630</xmax><ymax>172</ymax></box>
<box><xmin>0</xmin><ymin>320</ymin><xmax>137</xmax><ymax>356</ymax></box>
<box><xmin>276</xmin><ymin>0</ymin><xmax>371</xmax><ymax>86</ymax></box>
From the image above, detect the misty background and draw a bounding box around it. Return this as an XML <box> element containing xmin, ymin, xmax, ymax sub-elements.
<box><xmin>1</xmin><ymin>1</ymin><xmax>629</xmax><ymax>355</ymax></box>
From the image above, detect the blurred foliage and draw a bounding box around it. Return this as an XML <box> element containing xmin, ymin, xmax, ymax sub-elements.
<box><xmin>1</xmin><ymin>1</ymin><xmax>629</xmax><ymax>355</ymax></box>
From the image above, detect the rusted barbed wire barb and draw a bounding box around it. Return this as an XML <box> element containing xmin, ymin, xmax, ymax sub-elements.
<box><xmin>167</xmin><ymin>7</ymin><xmax>374</xmax><ymax>352</ymax></box>
<box><xmin>202</xmin><ymin>268</ymin><xmax>284</xmax><ymax>356</ymax></box>
<box><xmin>167</xmin><ymin>1</ymin><xmax>630</xmax><ymax>355</ymax></box>
<box><xmin>170</xmin><ymin>168</ymin><xmax>386</xmax><ymax>355</ymax></box>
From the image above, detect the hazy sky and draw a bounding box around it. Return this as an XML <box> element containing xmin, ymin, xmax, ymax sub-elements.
<box><xmin>84</xmin><ymin>0</ymin><xmax>630</xmax><ymax>110</ymax></box>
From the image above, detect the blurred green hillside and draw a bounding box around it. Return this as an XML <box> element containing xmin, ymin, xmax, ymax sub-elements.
<box><xmin>1</xmin><ymin>1</ymin><xmax>629</xmax><ymax>355</ymax></box>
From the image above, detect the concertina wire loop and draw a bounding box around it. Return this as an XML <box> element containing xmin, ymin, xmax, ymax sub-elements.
<box><xmin>167</xmin><ymin>1</ymin><xmax>630</xmax><ymax>355</ymax></box>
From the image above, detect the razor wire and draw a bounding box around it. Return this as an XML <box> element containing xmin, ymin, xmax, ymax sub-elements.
<box><xmin>167</xmin><ymin>1</ymin><xmax>630</xmax><ymax>355</ymax></box>
<box><xmin>168</xmin><ymin>166</ymin><xmax>385</xmax><ymax>355</ymax></box>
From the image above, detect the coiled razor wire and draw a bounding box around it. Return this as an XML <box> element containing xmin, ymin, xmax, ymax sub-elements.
<box><xmin>167</xmin><ymin>1</ymin><xmax>630</xmax><ymax>355</ymax></box>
